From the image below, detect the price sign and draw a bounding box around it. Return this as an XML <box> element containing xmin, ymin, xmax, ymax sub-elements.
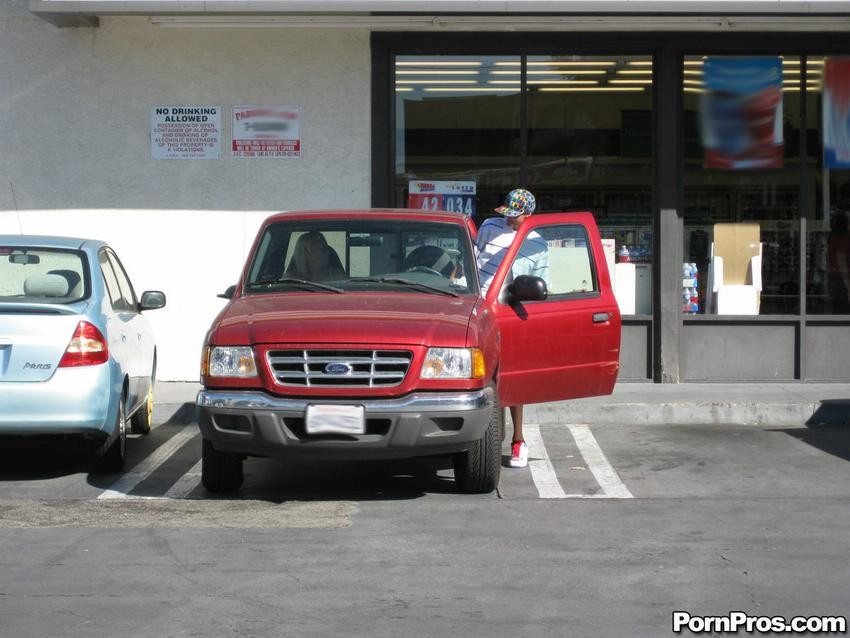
<box><xmin>408</xmin><ymin>180</ymin><xmax>476</xmax><ymax>216</ymax></box>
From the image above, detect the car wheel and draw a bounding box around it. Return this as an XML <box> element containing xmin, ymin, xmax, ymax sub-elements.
<box><xmin>201</xmin><ymin>439</ymin><xmax>243</xmax><ymax>492</ymax></box>
<box><xmin>96</xmin><ymin>399</ymin><xmax>126</xmax><ymax>473</ymax></box>
<box><xmin>453</xmin><ymin>398</ymin><xmax>502</xmax><ymax>494</ymax></box>
<box><xmin>130</xmin><ymin>384</ymin><xmax>153</xmax><ymax>435</ymax></box>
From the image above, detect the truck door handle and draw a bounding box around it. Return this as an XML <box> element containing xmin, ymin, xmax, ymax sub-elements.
<box><xmin>592</xmin><ymin>312</ymin><xmax>611</xmax><ymax>323</ymax></box>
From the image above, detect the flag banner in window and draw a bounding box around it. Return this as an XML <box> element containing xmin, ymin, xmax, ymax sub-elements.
<box><xmin>701</xmin><ymin>57</ymin><xmax>784</xmax><ymax>170</ymax></box>
<box><xmin>823</xmin><ymin>57</ymin><xmax>850</xmax><ymax>169</ymax></box>
<box><xmin>408</xmin><ymin>180</ymin><xmax>476</xmax><ymax>216</ymax></box>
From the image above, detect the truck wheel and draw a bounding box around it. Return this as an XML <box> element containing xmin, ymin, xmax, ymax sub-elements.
<box><xmin>453</xmin><ymin>400</ymin><xmax>502</xmax><ymax>493</ymax></box>
<box><xmin>201</xmin><ymin>439</ymin><xmax>243</xmax><ymax>492</ymax></box>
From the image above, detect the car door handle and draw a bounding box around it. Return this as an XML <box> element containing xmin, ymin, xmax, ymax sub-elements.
<box><xmin>592</xmin><ymin>312</ymin><xmax>611</xmax><ymax>323</ymax></box>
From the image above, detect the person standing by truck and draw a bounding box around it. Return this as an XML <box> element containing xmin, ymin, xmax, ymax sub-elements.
<box><xmin>475</xmin><ymin>188</ymin><xmax>548</xmax><ymax>469</ymax></box>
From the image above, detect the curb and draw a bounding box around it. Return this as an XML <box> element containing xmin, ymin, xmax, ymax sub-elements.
<box><xmin>527</xmin><ymin>401</ymin><xmax>850</xmax><ymax>427</ymax></box>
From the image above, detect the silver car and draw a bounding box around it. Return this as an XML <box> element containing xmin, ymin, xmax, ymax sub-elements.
<box><xmin>0</xmin><ymin>235</ymin><xmax>165</xmax><ymax>471</ymax></box>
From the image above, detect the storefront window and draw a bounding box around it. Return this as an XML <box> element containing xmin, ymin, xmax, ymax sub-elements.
<box><xmin>526</xmin><ymin>55</ymin><xmax>654</xmax><ymax>316</ymax></box>
<box><xmin>683</xmin><ymin>55</ymin><xmax>802</xmax><ymax>316</ymax></box>
<box><xmin>393</xmin><ymin>55</ymin><xmax>521</xmax><ymax>215</ymax></box>
<box><xmin>805</xmin><ymin>55</ymin><xmax>850</xmax><ymax>315</ymax></box>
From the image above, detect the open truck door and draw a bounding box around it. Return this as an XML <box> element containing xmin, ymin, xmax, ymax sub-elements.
<box><xmin>486</xmin><ymin>212</ymin><xmax>621</xmax><ymax>407</ymax></box>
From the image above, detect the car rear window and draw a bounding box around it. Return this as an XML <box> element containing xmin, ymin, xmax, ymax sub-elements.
<box><xmin>0</xmin><ymin>247</ymin><xmax>89</xmax><ymax>303</ymax></box>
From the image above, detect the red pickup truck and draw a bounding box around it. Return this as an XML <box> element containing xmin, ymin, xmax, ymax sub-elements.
<box><xmin>197</xmin><ymin>209</ymin><xmax>620</xmax><ymax>493</ymax></box>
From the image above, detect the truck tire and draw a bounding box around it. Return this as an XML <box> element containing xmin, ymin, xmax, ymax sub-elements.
<box><xmin>453</xmin><ymin>399</ymin><xmax>502</xmax><ymax>493</ymax></box>
<box><xmin>201</xmin><ymin>439</ymin><xmax>244</xmax><ymax>492</ymax></box>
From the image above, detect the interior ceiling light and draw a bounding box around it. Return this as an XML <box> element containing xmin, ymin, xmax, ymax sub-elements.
<box><xmin>396</xmin><ymin>79</ymin><xmax>476</xmax><ymax>84</ymax></box>
<box><xmin>424</xmin><ymin>87</ymin><xmax>517</xmax><ymax>92</ymax></box>
<box><xmin>539</xmin><ymin>87</ymin><xmax>646</xmax><ymax>92</ymax></box>
<box><xmin>616</xmin><ymin>70</ymin><xmax>652</xmax><ymax>75</ymax></box>
<box><xmin>396</xmin><ymin>70</ymin><xmax>479</xmax><ymax>75</ymax></box>
<box><xmin>492</xmin><ymin>70</ymin><xmax>607</xmax><ymax>75</ymax></box>
<box><xmin>529</xmin><ymin>80</ymin><xmax>600</xmax><ymax>85</ymax></box>
<box><xmin>494</xmin><ymin>61</ymin><xmax>616</xmax><ymax>67</ymax></box>
<box><xmin>396</xmin><ymin>61</ymin><xmax>482</xmax><ymax>66</ymax></box>
<box><xmin>609</xmin><ymin>79</ymin><xmax>654</xmax><ymax>85</ymax></box>
<box><xmin>682</xmin><ymin>79</ymin><xmax>705</xmax><ymax>86</ymax></box>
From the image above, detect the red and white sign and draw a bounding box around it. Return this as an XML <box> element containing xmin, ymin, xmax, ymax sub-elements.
<box><xmin>408</xmin><ymin>180</ymin><xmax>476</xmax><ymax>215</ymax></box>
<box><xmin>232</xmin><ymin>106</ymin><xmax>301</xmax><ymax>158</ymax></box>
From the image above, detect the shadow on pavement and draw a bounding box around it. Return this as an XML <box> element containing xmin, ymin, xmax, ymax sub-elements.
<box><xmin>774</xmin><ymin>423</ymin><xmax>850</xmax><ymax>463</ymax></box>
<box><xmin>806</xmin><ymin>400</ymin><xmax>850</xmax><ymax>427</ymax></box>
<box><xmin>206</xmin><ymin>455</ymin><xmax>463</xmax><ymax>503</ymax></box>
<box><xmin>154</xmin><ymin>401</ymin><xmax>196</xmax><ymax>426</ymax></box>
<box><xmin>0</xmin><ymin>437</ymin><xmax>94</xmax><ymax>479</ymax></box>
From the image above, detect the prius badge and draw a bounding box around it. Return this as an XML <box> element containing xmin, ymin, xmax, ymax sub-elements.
<box><xmin>324</xmin><ymin>362</ymin><xmax>352</xmax><ymax>376</ymax></box>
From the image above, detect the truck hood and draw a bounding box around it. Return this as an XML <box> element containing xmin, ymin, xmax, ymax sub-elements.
<box><xmin>212</xmin><ymin>293</ymin><xmax>479</xmax><ymax>347</ymax></box>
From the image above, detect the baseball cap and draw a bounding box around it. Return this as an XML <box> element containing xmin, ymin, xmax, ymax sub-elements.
<box><xmin>495</xmin><ymin>188</ymin><xmax>536</xmax><ymax>217</ymax></box>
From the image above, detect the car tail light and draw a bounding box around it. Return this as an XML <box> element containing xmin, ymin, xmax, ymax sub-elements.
<box><xmin>59</xmin><ymin>321</ymin><xmax>109</xmax><ymax>367</ymax></box>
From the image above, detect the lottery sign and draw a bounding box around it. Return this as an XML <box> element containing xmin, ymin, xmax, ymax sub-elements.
<box><xmin>408</xmin><ymin>180</ymin><xmax>476</xmax><ymax>216</ymax></box>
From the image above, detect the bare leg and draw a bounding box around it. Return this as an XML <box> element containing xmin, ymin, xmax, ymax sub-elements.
<box><xmin>509</xmin><ymin>405</ymin><xmax>524</xmax><ymax>443</ymax></box>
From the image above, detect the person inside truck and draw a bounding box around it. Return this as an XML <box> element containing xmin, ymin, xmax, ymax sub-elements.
<box><xmin>475</xmin><ymin>188</ymin><xmax>548</xmax><ymax>469</ymax></box>
<box><xmin>285</xmin><ymin>231</ymin><xmax>346</xmax><ymax>282</ymax></box>
<box><xmin>403</xmin><ymin>244</ymin><xmax>457</xmax><ymax>278</ymax></box>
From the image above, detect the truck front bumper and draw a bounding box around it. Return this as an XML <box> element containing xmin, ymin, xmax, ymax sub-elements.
<box><xmin>196</xmin><ymin>387</ymin><xmax>496</xmax><ymax>460</ymax></box>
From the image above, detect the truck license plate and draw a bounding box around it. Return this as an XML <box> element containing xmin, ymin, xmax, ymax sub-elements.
<box><xmin>305</xmin><ymin>404</ymin><xmax>365</xmax><ymax>435</ymax></box>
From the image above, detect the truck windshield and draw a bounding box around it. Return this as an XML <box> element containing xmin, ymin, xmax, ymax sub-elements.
<box><xmin>244</xmin><ymin>218</ymin><xmax>478</xmax><ymax>295</ymax></box>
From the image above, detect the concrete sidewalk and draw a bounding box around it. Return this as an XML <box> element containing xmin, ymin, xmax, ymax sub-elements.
<box><xmin>153</xmin><ymin>381</ymin><xmax>850</xmax><ymax>428</ymax></box>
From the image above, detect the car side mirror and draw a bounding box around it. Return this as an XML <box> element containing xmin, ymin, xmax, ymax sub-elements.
<box><xmin>218</xmin><ymin>285</ymin><xmax>236</xmax><ymax>300</ymax></box>
<box><xmin>139</xmin><ymin>290</ymin><xmax>166</xmax><ymax>311</ymax></box>
<box><xmin>507</xmin><ymin>275</ymin><xmax>548</xmax><ymax>304</ymax></box>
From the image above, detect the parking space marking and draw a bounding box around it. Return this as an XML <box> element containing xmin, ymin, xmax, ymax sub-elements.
<box><xmin>97</xmin><ymin>426</ymin><xmax>198</xmax><ymax>500</ymax></box>
<box><xmin>522</xmin><ymin>423</ymin><xmax>633</xmax><ymax>499</ymax></box>
<box><xmin>525</xmin><ymin>424</ymin><xmax>567</xmax><ymax>498</ymax></box>
<box><xmin>163</xmin><ymin>460</ymin><xmax>202</xmax><ymax>499</ymax></box>
<box><xmin>567</xmin><ymin>424</ymin><xmax>633</xmax><ymax>499</ymax></box>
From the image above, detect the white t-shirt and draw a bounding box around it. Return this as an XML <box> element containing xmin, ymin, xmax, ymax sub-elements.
<box><xmin>475</xmin><ymin>217</ymin><xmax>549</xmax><ymax>295</ymax></box>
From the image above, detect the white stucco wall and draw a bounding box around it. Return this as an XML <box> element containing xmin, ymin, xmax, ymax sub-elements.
<box><xmin>0</xmin><ymin>2</ymin><xmax>371</xmax><ymax>380</ymax></box>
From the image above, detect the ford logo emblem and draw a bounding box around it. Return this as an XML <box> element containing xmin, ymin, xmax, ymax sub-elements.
<box><xmin>324</xmin><ymin>362</ymin><xmax>352</xmax><ymax>376</ymax></box>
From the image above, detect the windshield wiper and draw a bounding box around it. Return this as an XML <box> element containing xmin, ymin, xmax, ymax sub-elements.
<box><xmin>249</xmin><ymin>277</ymin><xmax>344</xmax><ymax>293</ymax></box>
<box><xmin>348</xmin><ymin>277</ymin><xmax>459</xmax><ymax>297</ymax></box>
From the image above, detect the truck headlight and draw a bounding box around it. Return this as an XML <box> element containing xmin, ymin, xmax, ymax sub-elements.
<box><xmin>421</xmin><ymin>347</ymin><xmax>485</xmax><ymax>379</ymax></box>
<box><xmin>203</xmin><ymin>346</ymin><xmax>257</xmax><ymax>378</ymax></box>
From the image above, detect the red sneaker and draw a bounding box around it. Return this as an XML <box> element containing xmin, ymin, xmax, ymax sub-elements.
<box><xmin>509</xmin><ymin>440</ymin><xmax>528</xmax><ymax>468</ymax></box>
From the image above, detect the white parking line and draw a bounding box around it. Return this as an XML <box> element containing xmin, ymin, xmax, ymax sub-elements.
<box><xmin>524</xmin><ymin>424</ymin><xmax>567</xmax><ymax>498</ymax></box>
<box><xmin>97</xmin><ymin>426</ymin><xmax>198</xmax><ymax>500</ymax></box>
<box><xmin>523</xmin><ymin>423</ymin><xmax>633</xmax><ymax>499</ymax></box>
<box><xmin>163</xmin><ymin>460</ymin><xmax>202</xmax><ymax>499</ymax></box>
<box><xmin>567</xmin><ymin>424</ymin><xmax>633</xmax><ymax>499</ymax></box>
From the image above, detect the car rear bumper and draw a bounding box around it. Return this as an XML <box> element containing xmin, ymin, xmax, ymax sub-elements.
<box><xmin>196</xmin><ymin>387</ymin><xmax>496</xmax><ymax>460</ymax></box>
<box><xmin>0</xmin><ymin>365</ymin><xmax>117</xmax><ymax>438</ymax></box>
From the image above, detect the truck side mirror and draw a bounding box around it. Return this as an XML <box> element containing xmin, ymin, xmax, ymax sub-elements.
<box><xmin>218</xmin><ymin>285</ymin><xmax>236</xmax><ymax>300</ymax></box>
<box><xmin>507</xmin><ymin>275</ymin><xmax>548</xmax><ymax>304</ymax></box>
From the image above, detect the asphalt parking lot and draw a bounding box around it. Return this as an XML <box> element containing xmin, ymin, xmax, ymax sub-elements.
<box><xmin>1</xmin><ymin>417</ymin><xmax>849</xmax><ymax>636</ymax></box>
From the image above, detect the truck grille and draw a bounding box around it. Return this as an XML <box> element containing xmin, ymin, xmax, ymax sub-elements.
<box><xmin>266</xmin><ymin>349</ymin><xmax>413</xmax><ymax>387</ymax></box>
